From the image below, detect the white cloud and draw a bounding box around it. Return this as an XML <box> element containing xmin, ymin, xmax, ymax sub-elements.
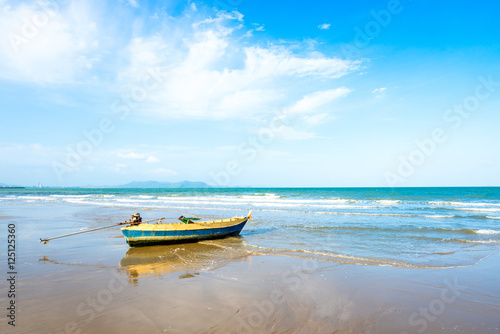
<box><xmin>318</xmin><ymin>23</ymin><xmax>331</xmax><ymax>30</ymax></box>
<box><xmin>244</xmin><ymin>47</ymin><xmax>357</xmax><ymax>78</ymax></box>
<box><xmin>145</xmin><ymin>156</ymin><xmax>160</xmax><ymax>163</ymax></box>
<box><xmin>274</xmin><ymin>126</ymin><xmax>316</xmax><ymax>140</ymax></box>
<box><xmin>154</xmin><ymin>168</ymin><xmax>177</xmax><ymax>176</ymax></box>
<box><xmin>215</xmin><ymin>145</ymin><xmax>238</xmax><ymax>151</ymax></box>
<box><xmin>252</xmin><ymin>23</ymin><xmax>265</xmax><ymax>31</ymax></box>
<box><xmin>111</xmin><ymin>149</ymin><xmax>160</xmax><ymax>164</ymax></box>
<box><xmin>128</xmin><ymin>0</ymin><xmax>139</xmax><ymax>8</ymax></box>
<box><xmin>285</xmin><ymin>88</ymin><xmax>351</xmax><ymax>114</ymax></box>
<box><xmin>115</xmin><ymin>151</ymin><xmax>145</xmax><ymax>159</ymax></box>
<box><xmin>244</xmin><ymin>23</ymin><xmax>265</xmax><ymax>37</ymax></box>
<box><xmin>372</xmin><ymin>87</ymin><xmax>386</xmax><ymax>96</ymax></box>
<box><xmin>193</xmin><ymin>10</ymin><xmax>243</xmax><ymax>28</ymax></box>
<box><xmin>0</xmin><ymin>0</ymin><xmax>102</xmax><ymax>83</ymax></box>
<box><xmin>0</xmin><ymin>143</ymin><xmax>51</xmax><ymax>158</ymax></box>
<box><xmin>0</xmin><ymin>2</ymin><xmax>360</xmax><ymax>123</ymax></box>
<box><xmin>111</xmin><ymin>163</ymin><xmax>128</xmax><ymax>173</ymax></box>
<box><xmin>119</xmin><ymin>9</ymin><xmax>360</xmax><ymax>120</ymax></box>
<box><xmin>303</xmin><ymin>113</ymin><xmax>330</xmax><ymax>126</ymax></box>
<box><xmin>115</xmin><ymin>151</ymin><xmax>159</xmax><ymax>164</ymax></box>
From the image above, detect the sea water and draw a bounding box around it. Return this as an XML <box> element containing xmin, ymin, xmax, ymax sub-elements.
<box><xmin>1</xmin><ymin>187</ymin><xmax>499</xmax><ymax>269</ymax></box>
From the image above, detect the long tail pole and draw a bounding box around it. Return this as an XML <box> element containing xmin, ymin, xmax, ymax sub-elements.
<box><xmin>40</xmin><ymin>218</ymin><xmax>163</xmax><ymax>245</ymax></box>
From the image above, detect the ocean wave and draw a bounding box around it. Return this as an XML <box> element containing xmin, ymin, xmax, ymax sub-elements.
<box><xmin>325</xmin><ymin>198</ymin><xmax>358</xmax><ymax>203</ymax></box>
<box><xmin>63</xmin><ymin>199</ymin><xmax>92</xmax><ymax>204</ymax></box>
<box><xmin>9</xmin><ymin>192</ymin><xmax>499</xmax><ymax>212</ymax></box>
<box><xmin>457</xmin><ymin>208</ymin><xmax>500</xmax><ymax>213</ymax></box>
<box><xmin>3</xmin><ymin>193</ymin><xmax>500</xmax><ymax>227</ymax></box>
<box><xmin>475</xmin><ymin>229</ymin><xmax>500</xmax><ymax>235</ymax></box>
<box><xmin>376</xmin><ymin>200</ymin><xmax>402</xmax><ymax>205</ymax></box>
<box><xmin>92</xmin><ymin>195</ymin><xmax>377</xmax><ymax>210</ymax></box>
<box><xmin>254</xmin><ymin>209</ymin><xmax>461</xmax><ymax>219</ymax></box>
<box><xmin>442</xmin><ymin>238</ymin><xmax>500</xmax><ymax>244</ymax></box>
<box><xmin>430</xmin><ymin>201</ymin><xmax>500</xmax><ymax>207</ymax></box>
<box><xmin>151</xmin><ymin>195</ymin><xmax>361</xmax><ymax>207</ymax></box>
<box><xmin>20</xmin><ymin>195</ymin><xmax>54</xmax><ymax>200</ymax></box>
<box><xmin>240</xmin><ymin>243</ymin><xmax>462</xmax><ymax>269</ymax></box>
<box><xmin>50</xmin><ymin>194</ymin><xmax>93</xmax><ymax>198</ymax></box>
<box><xmin>284</xmin><ymin>225</ymin><xmax>495</xmax><ymax>236</ymax></box>
<box><xmin>242</xmin><ymin>193</ymin><xmax>282</xmax><ymax>199</ymax></box>
<box><xmin>3</xmin><ymin>195</ymin><xmax>498</xmax><ymax>225</ymax></box>
<box><xmin>430</xmin><ymin>251</ymin><xmax>456</xmax><ymax>255</ymax></box>
<box><xmin>422</xmin><ymin>214</ymin><xmax>456</xmax><ymax>218</ymax></box>
<box><xmin>251</xmin><ymin>202</ymin><xmax>375</xmax><ymax>209</ymax></box>
<box><xmin>466</xmin><ymin>215</ymin><xmax>496</xmax><ymax>220</ymax></box>
<box><xmin>439</xmin><ymin>228</ymin><xmax>500</xmax><ymax>235</ymax></box>
<box><xmin>429</xmin><ymin>201</ymin><xmax>467</xmax><ymax>206</ymax></box>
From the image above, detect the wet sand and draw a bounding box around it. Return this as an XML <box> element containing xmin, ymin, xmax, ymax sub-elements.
<box><xmin>1</xmin><ymin>204</ymin><xmax>499</xmax><ymax>333</ymax></box>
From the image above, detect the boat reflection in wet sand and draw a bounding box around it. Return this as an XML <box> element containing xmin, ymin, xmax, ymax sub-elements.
<box><xmin>121</xmin><ymin>211</ymin><xmax>252</xmax><ymax>247</ymax></box>
<box><xmin>119</xmin><ymin>238</ymin><xmax>250</xmax><ymax>284</ymax></box>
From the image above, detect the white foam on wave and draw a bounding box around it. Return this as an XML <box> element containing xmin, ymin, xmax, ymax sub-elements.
<box><xmin>475</xmin><ymin>229</ymin><xmax>500</xmax><ymax>235</ymax></box>
<box><xmin>15</xmin><ymin>195</ymin><xmax>58</xmax><ymax>202</ymax></box>
<box><xmin>462</xmin><ymin>239</ymin><xmax>499</xmax><ymax>244</ymax></box>
<box><xmin>250</xmin><ymin>202</ymin><xmax>375</xmax><ymax>209</ymax></box>
<box><xmin>116</xmin><ymin>198</ymin><xmax>152</xmax><ymax>203</ymax></box>
<box><xmin>430</xmin><ymin>201</ymin><xmax>500</xmax><ymax>207</ymax></box>
<box><xmin>430</xmin><ymin>201</ymin><xmax>466</xmax><ymax>206</ymax></box>
<box><xmin>457</xmin><ymin>208</ymin><xmax>500</xmax><ymax>213</ymax></box>
<box><xmin>442</xmin><ymin>237</ymin><xmax>500</xmax><ymax>244</ymax></box>
<box><xmin>240</xmin><ymin>193</ymin><xmax>281</xmax><ymax>199</ymax></box>
<box><xmin>261</xmin><ymin>209</ymin><xmax>417</xmax><ymax>217</ymax></box>
<box><xmin>423</xmin><ymin>215</ymin><xmax>456</xmax><ymax>219</ymax></box>
<box><xmin>376</xmin><ymin>200</ymin><xmax>401</xmax><ymax>205</ymax></box>
<box><xmin>241</xmin><ymin>243</ymin><xmax>438</xmax><ymax>268</ymax></box>
<box><xmin>21</xmin><ymin>196</ymin><xmax>51</xmax><ymax>200</ymax></box>
<box><xmin>15</xmin><ymin>192</ymin><xmax>366</xmax><ymax>210</ymax></box>
<box><xmin>63</xmin><ymin>199</ymin><xmax>92</xmax><ymax>204</ymax></box>
<box><xmin>50</xmin><ymin>194</ymin><xmax>93</xmax><ymax>198</ymax></box>
<box><xmin>150</xmin><ymin>195</ymin><xmax>368</xmax><ymax>209</ymax></box>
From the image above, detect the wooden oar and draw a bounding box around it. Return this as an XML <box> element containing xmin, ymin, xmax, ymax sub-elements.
<box><xmin>40</xmin><ymin>218</ymin><xmax>164</xmax><ymax>245</ymax></box>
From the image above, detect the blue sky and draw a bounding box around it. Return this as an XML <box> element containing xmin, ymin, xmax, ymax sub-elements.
<box><xmin>0</xmin><ymin>0</ymin><xmax>499</xmax><ymax>187</ymax></box>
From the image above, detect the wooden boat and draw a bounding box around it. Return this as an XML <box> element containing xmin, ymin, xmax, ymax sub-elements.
<box><xmin>121</xmin><ymin>211</ymin><xmax>252</xmax><ymax>247</ymax></box>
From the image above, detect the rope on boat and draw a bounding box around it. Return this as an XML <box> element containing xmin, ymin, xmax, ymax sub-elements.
<box><xmin>40</xmin><ymin>218</ymin><xmax>164</xmax><ymax>245</ymax></box>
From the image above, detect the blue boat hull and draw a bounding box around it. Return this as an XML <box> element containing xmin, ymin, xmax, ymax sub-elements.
<box><xmin>122</xmin><ymin>220</ymin><xmax>248</xmax><ymax>247</ymax></box>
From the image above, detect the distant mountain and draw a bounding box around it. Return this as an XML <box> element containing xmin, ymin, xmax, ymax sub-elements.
<box><xmin>115</xmin><ymin>180</ymin><xmax>211</xmax><ymax>188</ymax></box>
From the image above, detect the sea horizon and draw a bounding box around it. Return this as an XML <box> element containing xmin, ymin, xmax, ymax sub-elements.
<box><xmin>3</xmin><ymin>185</ymin><xmax>500</xmax><ymax>189</ymax></box>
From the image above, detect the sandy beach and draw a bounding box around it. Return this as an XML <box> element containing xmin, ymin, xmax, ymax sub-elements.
<box><xmin>1</xmin><ymin>202</ymin><xmax>499</xmax><ymax>334</ymax></box>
